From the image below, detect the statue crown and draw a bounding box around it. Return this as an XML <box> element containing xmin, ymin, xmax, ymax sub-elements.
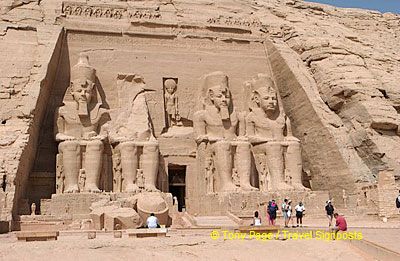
<box><xmin>71</xmin><ymin>53</ymin><xmax>96</xmax><ymax>83</ymax></box>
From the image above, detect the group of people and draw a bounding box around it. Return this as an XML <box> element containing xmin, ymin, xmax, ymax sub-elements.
<box><xmin>252</xmin><ymin>199</ymin><xmax>348</xmax><ymax>234</ymax></box>
<box><xmin>253</xmin><ymin>199</ymin><xmax>306</xmax><ymax>228</ymax></box>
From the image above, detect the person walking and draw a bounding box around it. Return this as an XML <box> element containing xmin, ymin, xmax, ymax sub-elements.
<box><xmin>396</xmin><ymin>190</ymin><xmax>400</xmax><ymax>212</ymax></box>
<box><xmin>295</xmin><ymin>202</ymin><xmax>305</xmax><ymax>227</ymax></box>
<box><xmin>325</xmin><ymin>200</ymin><xmax>334</xmax><ymax>227</ymax></box>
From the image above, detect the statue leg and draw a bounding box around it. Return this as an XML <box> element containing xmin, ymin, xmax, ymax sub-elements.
<box><xmin>142</xmin><ymin>141</ymin><xmax>160</xmax><ymax>192</ymax></box>
<box><xmin>84</xmin><ymin>140</ymin><xmax>103</xmax><ymax>193</ymax></box>
<box><xmin>59</xmin><ymin>141</ymin><xmax>80</xmax><ymax>193</ymax></box>
<box><xmin>236</xmin><ymin>141</ymin><xmax>258</xmax><ymax>191</ymax></box>
<box><xmin>214</xmin><ymin>141</ymin><xmax>237</xmax><ymax>192</ymax></box>
<box><xmin>119</xmin><ymin>142</ymin><xmax>139</xmax><ymax>193</ymax></box>
<box><xmin>265</xmin><ymin>142</ymin><xmax>293</xmax><ymax>190</ymax></box>
<box><xmin>285</xmin><ymin>141</ymin><xmax>307</xmax><ymax>190</ymax></box>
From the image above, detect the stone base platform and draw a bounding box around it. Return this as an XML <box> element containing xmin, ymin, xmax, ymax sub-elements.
<box><xmin>16</xmin><ymin>231</ymin><xmax>59</xmax><ymax>241</ymax></box>
<box><xmin>127</xmin><ymin>228</ymin><xmax>167</xmax><ymax>238</ymax></box>
<box><xmin>237</xmin><ymin>225</ymin><xmax>280</xmax><ymax>233</ymax></box>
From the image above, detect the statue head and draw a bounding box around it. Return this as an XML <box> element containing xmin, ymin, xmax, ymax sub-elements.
<box><xmin>251</xmin><ymin>75</ymin><xmax>278</xmax><ymax>114</ymax></box>
<box><xmin>70</xmin><ymin>53</ymin><xmax>96</xmax><ymax>116</ymax></box>
<box><xmin>164</xmin><ymin>79</ymin><xmax>177</xmax><ymax>95</ymax></box>
<box><xmin>203</xmin><ymin>72</ymin><xmax>231</xmax><ymax>119</ymax></box>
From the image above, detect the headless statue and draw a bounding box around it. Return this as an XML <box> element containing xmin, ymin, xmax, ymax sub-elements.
<box><xmin>55</xmin><ymin>53</ymin><xmax>109</xmax><ymax>193</ymax></box>
<box><xmin>246</xmin><ymin>74</ymin><xmax>306</xmax><ymax>191</ymax></box>
<box><xmin>194</xmin><ymin>71</ymin><xmax>257</xmax><ymax>192</ymax></box>
<box><xmin>109</xmin><ymin>74</ymin><xmax>159</xmax><ymax>193</ymax></box>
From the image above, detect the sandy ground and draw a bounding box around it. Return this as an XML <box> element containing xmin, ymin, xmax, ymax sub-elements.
<box><xmin>0</xmin><ymin>215</ymin><xmax>398</xmax><ymax>261</ymax></box>
<box><xmin>0</xmin><ymin>229</ymin><xmax>375</xmax><ymax>261</ymax></box>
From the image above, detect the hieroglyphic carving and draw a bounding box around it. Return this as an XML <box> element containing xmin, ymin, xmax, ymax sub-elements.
<box><xmin>207</xmin><ymin>16</ymin><xmax>262</xmax><ymax>28</ymax></box>
<box><xmin>62</xmin><ymin>2</ymin><xmax>161</xmax><ymax>20</ymax></box>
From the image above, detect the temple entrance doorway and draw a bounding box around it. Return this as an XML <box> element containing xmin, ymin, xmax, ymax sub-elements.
<box><xmin>168</xmin><ymin>165</ymin><xmax>186</xmax><ymax>212</ymax></box>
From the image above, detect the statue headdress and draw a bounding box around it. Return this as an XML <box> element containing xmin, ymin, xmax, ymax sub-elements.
<box><xmin>71</xmin><ymin>53</ymin><xmax>96</xmax><ymax>83</ymax></box>
<box><xmin>197</xmin><ymin>71</ymin><xmax>230</xmax><ymax>110</ymax></box>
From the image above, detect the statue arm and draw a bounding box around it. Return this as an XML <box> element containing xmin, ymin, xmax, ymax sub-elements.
<box><xmin>246</xmin><ymin>114</ymin><xmax>266</xmax><ymax>144</ymax></box>
<box><xmin>95</xmin><ymin>109</ymin><xmax>111</xmax><ymax>140</ymax></box>
<box><xmin>238</xmin><ymin>111</ymin><xmax>247</xmax><ymax>137</ymax></box>
<box><xmin>284</xmin><ymin>116</ymin><xmax>300</xmax><ymax>142</ymax></box>
<box><xmin>54</xmin><ymin>108</ymin><xmax>75</xmax><ymax>141</ymax></box>
<box><xmin>193</xmin><ymin>110</ymin><xmax>208</xmax><ymax>144</ymax></box>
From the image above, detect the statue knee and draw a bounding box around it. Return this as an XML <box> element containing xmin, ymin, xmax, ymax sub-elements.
<box><xmin>59</xmin><ymin>140</ymin><xmax>80</xmax><ymax>153</ymax></box>
<box><xmin>86</xmin><ymin>140</ymin><xmax>104</xmax><ymax>152</ymax></box>
<box><xmin>215</xmin><ymin>141</ymin><xmax>231</xmax><ymax>151</ymax></box>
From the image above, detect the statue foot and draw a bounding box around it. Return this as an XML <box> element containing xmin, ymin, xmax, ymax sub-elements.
<box><xmin>220</xmin><ymin>183</ymin><xmax>238</xmax><ymax>192</ymax></box>
<box><xmin>145</xmin><ymin>184</ymin><xmax>160</xmax><ymax>192</ymax></box>
<box><xmin>125</xmin><ymin>184</ymin><xmax>140</xmax><ymax>193</ymax></box>
<box><xmin>64</xmin><ymin>185</ymin><xmax>79</xmax><ymax>193</ymax></box>
<box><xmin>84</xmin><ymin>184</ymin><xmax>101</xmax><ymax>193</ymax></box>
<box><xmin>276</xmin><ymin>182</ymin><xmax>294</xmax><ymax>190</ymax></box>
<box><xmin>292</xmin><ymin>183</ymin><xmax>310</xmax><ymax>191</ymax></box>
<box><xmin>240</xmin><ymin>184</ymin><xmax>259</xmax><ymax>191</ymax></box>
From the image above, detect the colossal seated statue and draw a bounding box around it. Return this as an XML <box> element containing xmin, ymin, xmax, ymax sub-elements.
<box><xmin>245</xmin><ymin>74</ymin><xmax>306</xmax><ymax>191</ymax></box>
<box><xmin>108</xmin><ymin>74</ymin><xmax>159</xmax><ymax>193</ymax></box>
<box><xmin>194</xmin><ymin>71</ymin><xmax>257</xmax><ymax>192</ymax></box>
<box><xmin>54</xmin><ymin>53</ymin><xmax>109</xmax><ymax>193</ymax></box>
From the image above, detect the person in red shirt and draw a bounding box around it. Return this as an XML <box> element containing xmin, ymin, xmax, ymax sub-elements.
<box><xmin>333</xmin><ymin>213</ymin><xmax>347</xmax><ymax>238</ymax></box>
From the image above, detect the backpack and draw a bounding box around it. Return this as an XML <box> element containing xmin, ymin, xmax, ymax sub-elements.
<box><xmin>396</xmin><ymin>196</ymin><xmax>400</xmax><ymax>208</ymax></box>
<box><xmin>269</xmin><ymin>204</ymin><xmax>277</xmax><ymax>213</ymax></box>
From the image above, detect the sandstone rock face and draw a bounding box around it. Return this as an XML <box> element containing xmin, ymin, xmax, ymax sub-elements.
<box><xmin>0</xmin><ymin>0</ymin><xmax>399</xmax><ymax>226</ymax></box>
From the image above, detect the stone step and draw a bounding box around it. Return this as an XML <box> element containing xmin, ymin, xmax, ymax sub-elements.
<box><xmin>193</xmin><ymin>216</ymin><xmax>238</xmax><ymax>228</ymax></box>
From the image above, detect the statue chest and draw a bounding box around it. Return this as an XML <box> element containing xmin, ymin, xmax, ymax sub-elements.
<box><xmin>254</xmin><ymin>116</ymin><xmax>285</xmax><ymax>139</ymax></box>
<box><xmin>63</xmin><ymin>113</ymin><xmax>100</xmax><ymax>137</ymax></box>
<box><xmin>204</xmin><ymin>113</ymin><xmax>238</xmax><ymax>136</ymax></box>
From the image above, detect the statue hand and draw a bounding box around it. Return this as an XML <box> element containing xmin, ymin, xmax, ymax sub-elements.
<box><xmin>56</xmin><ymin>133</ymin><xmax>76</xmax><ymax>141</ymax></box>
<box><xmin>195</xmin><ymin>135</ymin><xmax>209</xmax><ymax>144</ymax></box>
<box><xmin>83</xmin><ymin>131</ymin><xmax>97</xmax><ymax>140</ymax></box>
<box><xmin>236</xmin><ymin>136</ymin><xmax>249</xmax><ymax>142</ymax></box>
<box><xmin>89</xmin><ymin>134</ymin><xmax>107</xmax><ymax>141</ymax></box>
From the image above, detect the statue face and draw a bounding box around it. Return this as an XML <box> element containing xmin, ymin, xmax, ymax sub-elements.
<box><xmin>209</xmin><ymin>86</ymin><xmax>230</xmax><ymax>111</ymax></box>
<box><xmin>164</xmin><ymin>80</ymin><xmax>177</xmax><ymax>95</ymax></box>
<box><xmin>70</xmin><ymin>78</ymin><xmax>94</xmax><ymax>103</ymax></box>
<box><xmin>259</xmin><ymin>92</ymin><xmax>277</xmax><ymax>113</ymax></box>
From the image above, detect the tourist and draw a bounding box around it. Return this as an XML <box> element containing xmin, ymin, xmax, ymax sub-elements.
<box><xmin>266</xmin><ymin>201</ymin><xmax>272</xmax><ymax>225</ymax></box>
<box><xmin>147</xmin><ymin>213</ymin><xmax>160</xmax><ymax>228</ymax></box>
<box><xmin>287</xmin><ymin>200</ymin><xmax>295</xmax><ymax>228</ymax></box>
<box><xmin>282</xmin><ymin>198</ymin><xmax>288</xmax><ymax>227</ymax></box>
<box><xmin>325</xmin><ymin>200</ymin><xmax>334</xmax><ymax>227</ymax></box>
<box><xmin>268</xmin><ymin>199</ymin><xmax>278</xmax><ymax>225</ymax></box>
<box><xmin>332</xmin><ymin>213</ymin><xmax>347</xmax><ymax>238</ymax></box>
<box><xmin>295</xmin><ymin>202</ymin><xmax>305</xmax><ymax>227</ymax></box>
<box><xmin>396</xmin><ymin>190</ymin><xmax>400</xmax><ymax>212</ymax></box>
<box><xmin>252</xmin><ymin>211</ymin><xmax>262</xmax><ymax>226</ymax></box>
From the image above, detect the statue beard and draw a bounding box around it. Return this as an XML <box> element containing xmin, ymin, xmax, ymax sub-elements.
<box><xmin>78</xmin><ymin>100</ymin><xmax>89</xmax><ymax>117</ymax></box>
<box><xmin>219</xmin><ymin>106</ymin><xmax>230</xmax><ymax>120</ymax></box>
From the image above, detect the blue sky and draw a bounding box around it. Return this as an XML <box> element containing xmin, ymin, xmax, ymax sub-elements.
<box><xmin>306</xmin><ymin>0</ymin><xmax>400</xmax><ymax>13</ymax></box>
